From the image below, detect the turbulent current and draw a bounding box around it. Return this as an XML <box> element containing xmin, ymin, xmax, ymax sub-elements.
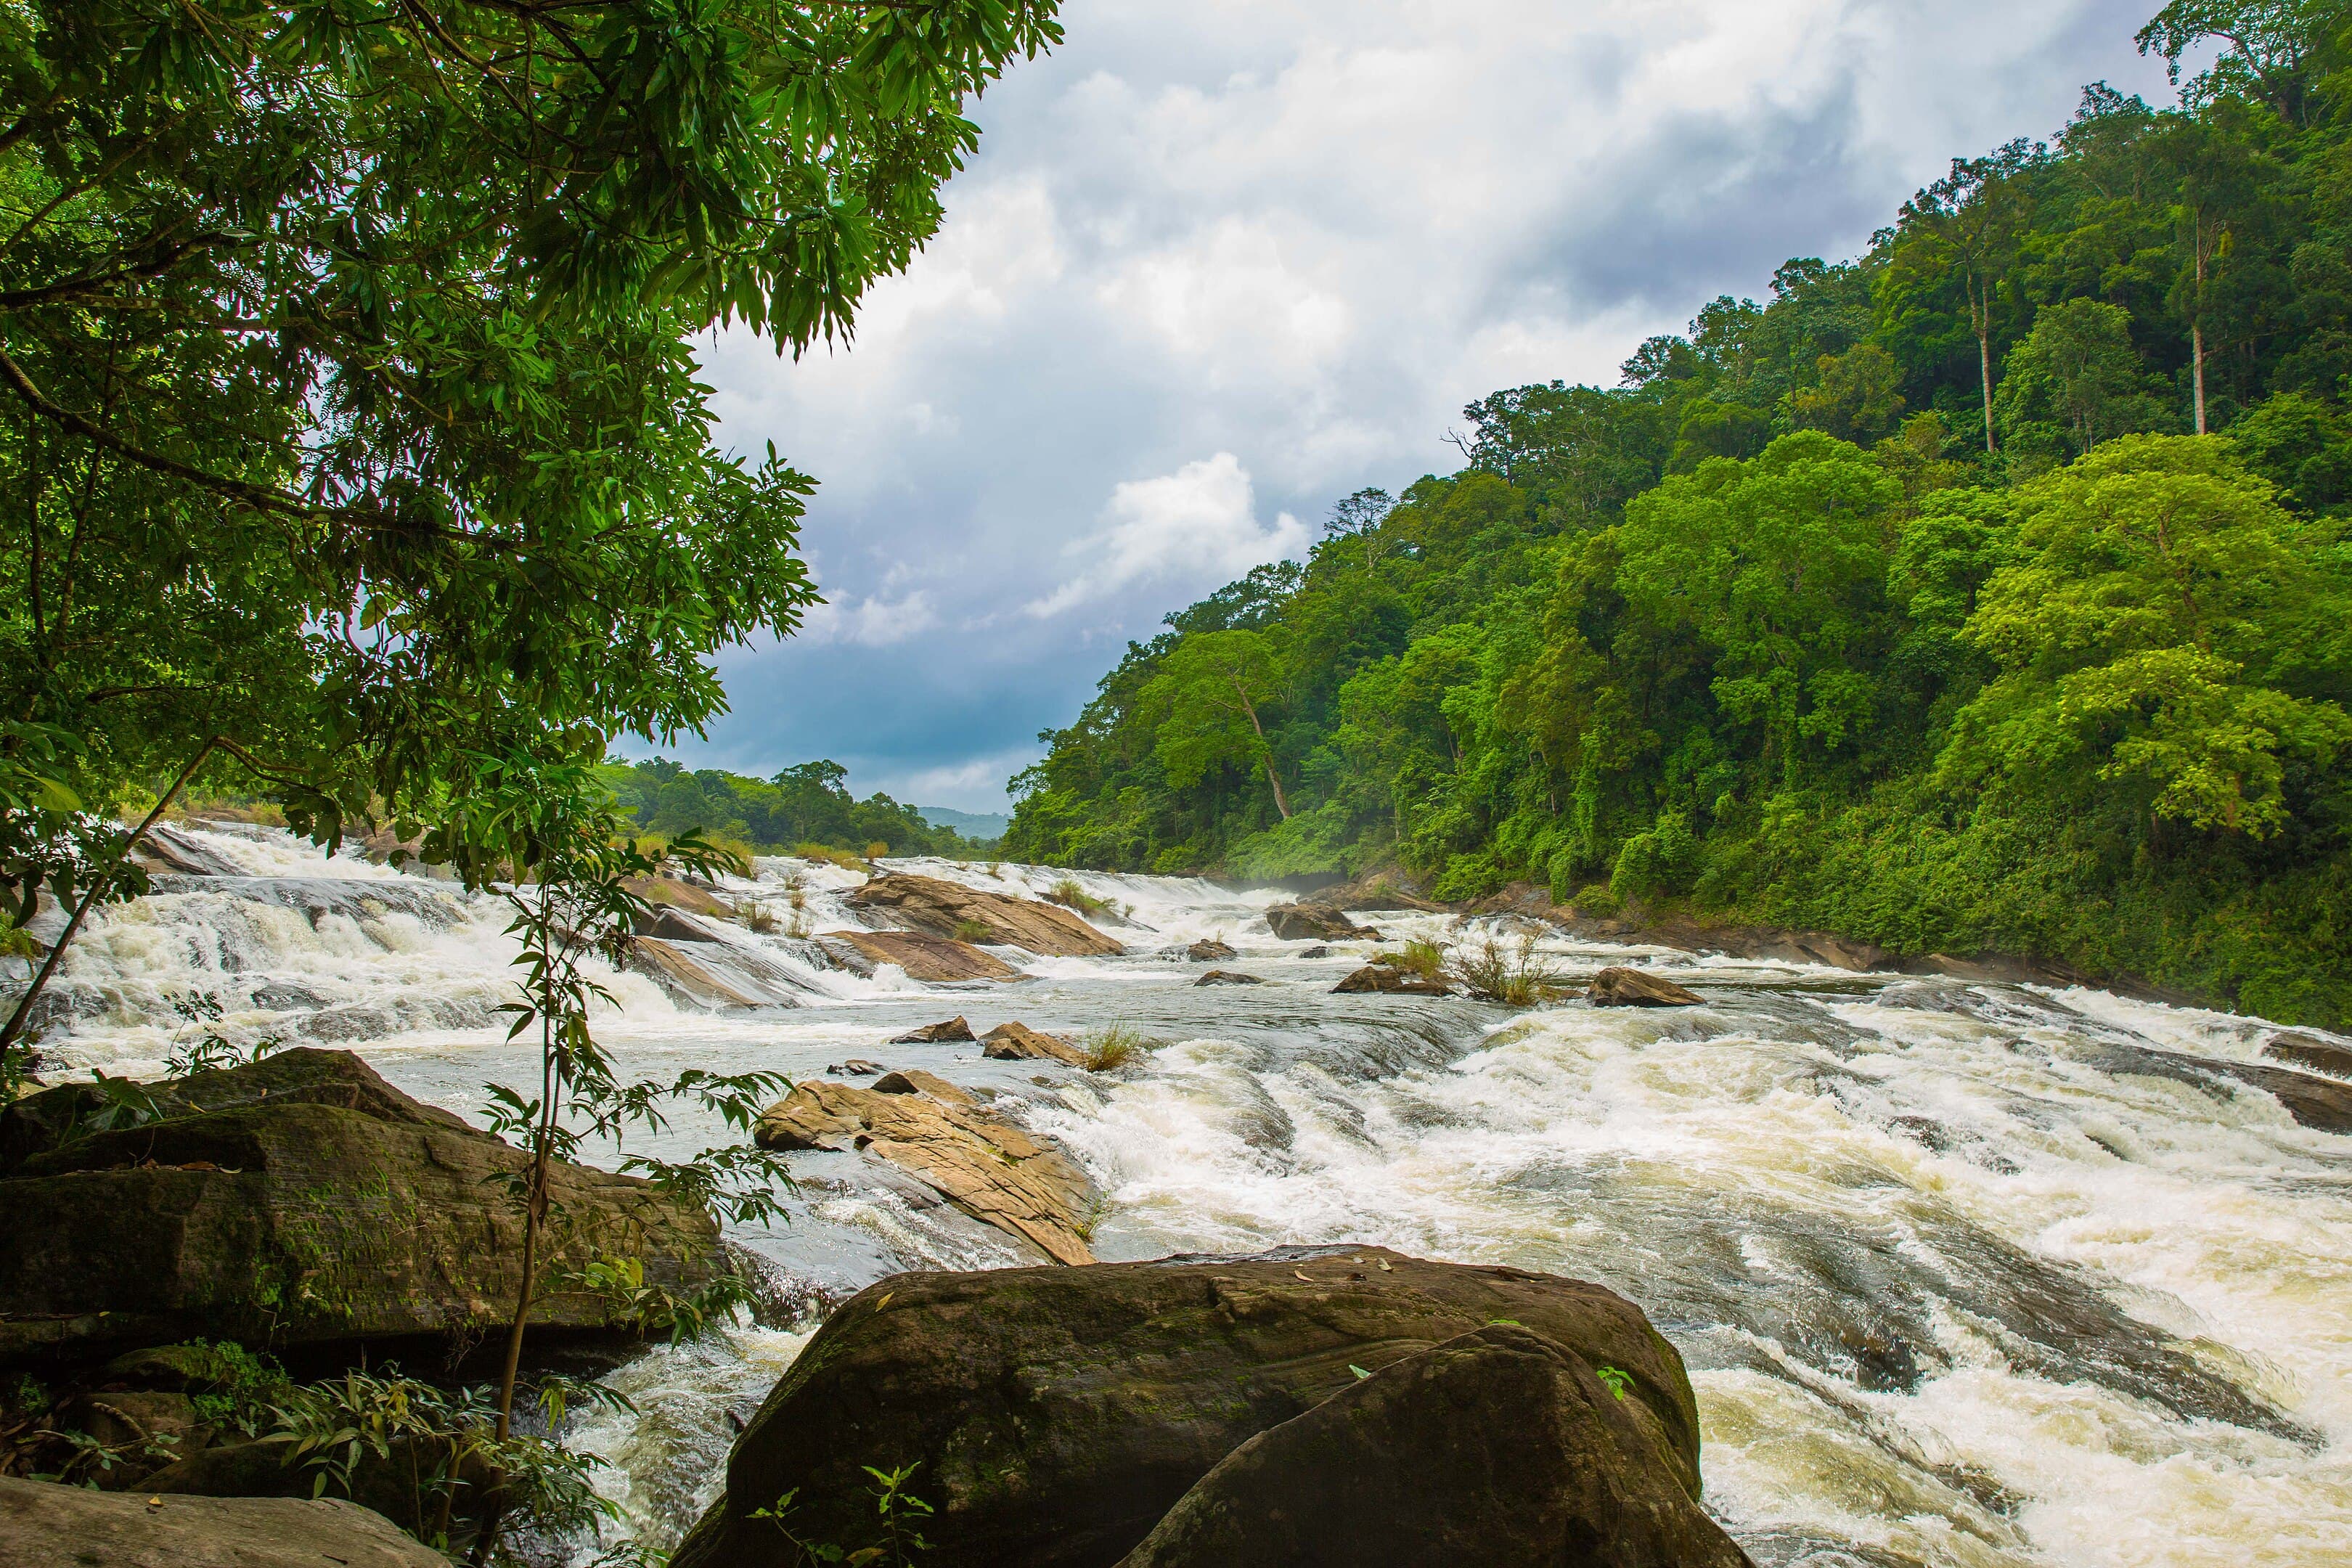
<box><xmin>19</xmin><ymin>820</ymin><xmax>2352</xmax><ymax>1567</ymax></box>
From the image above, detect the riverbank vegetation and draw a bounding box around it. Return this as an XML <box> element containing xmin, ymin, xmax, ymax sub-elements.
<box><xmin>595</xmin><ymin>759</ymin><xmax>987</xmax><ymax>860</ymax></box>
<box><xmin>1004</xmin><ymin>4</ymin><xmax>2352</xmax><ymax>1029</ymax></box>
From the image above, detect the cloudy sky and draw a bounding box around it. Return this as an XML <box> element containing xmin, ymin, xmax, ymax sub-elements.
<box><xmin>653</xmin><ymin>0</ymin><xmax>2186</xmax><ymax>812</ymax></box>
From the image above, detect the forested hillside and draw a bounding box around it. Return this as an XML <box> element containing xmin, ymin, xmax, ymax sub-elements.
<box><xmin>596</xmin><ymin>759</ymin><xmax>984</xmax><ymax>858</ymax></box>
<box><xmin>1003</xmin><ymin>4</ymin><xmax>2352</xmax><ymax>1029</ymax></box>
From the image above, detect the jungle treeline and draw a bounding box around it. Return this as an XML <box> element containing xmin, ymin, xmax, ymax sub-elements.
<box><xmin>1003</xmin><ymin>7</ymin><xmax>2352</xmax><ymax>1029</ymax></box>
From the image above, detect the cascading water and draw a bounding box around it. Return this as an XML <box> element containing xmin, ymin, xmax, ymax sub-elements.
<box><xmin>17</xmin><ymin>821</ymin><xmax>2352</xmax><ymax>1567</ymax></box>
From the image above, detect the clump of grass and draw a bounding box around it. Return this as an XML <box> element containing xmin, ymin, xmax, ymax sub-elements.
<box><xmin>865</xmin><ymin>840</ymin><xmax>891</xmax><ymax>861</ymax></box>
<box><xmin>1047</xmin><ymin>876</ymin><xmax>1112</xmax><ymax>916</ymax></box>
<box><xmin>793</xmin><ymin>842</ymin><xmax>868</xmax><ymax>871</ymax></box>
<box><xmin>739</xmin><ymin>902</ymin><xmax>780</xmax><ymax>934</ymax></box>
<box><xmin>1081</xmin><ymin>1024</ymin><xmax>1149</xmax><ymax>1073</ymax></box>
<box><xmin>1447</xmin><ymin>932</ymin><xmax>1563</xmax><ymax>1006</ymax></box>
<box><xmin>952</xmin><ymin>918</ymin><xmax>995</xmax><ymax>944</ymax></box>
<box><xmin>987</xmin><ymin>860</ymin><xmax>1004</xmax><ymax>878</ymax></box>
<box><xmin>1390</xmin><ymin>937</ymin><xmax>1447</xmax><ymax>981</ymax></box>
<box><xmin>788</xmin><ymin>887</ymin><xmax>807</xmax><ymax>910</ymax></box>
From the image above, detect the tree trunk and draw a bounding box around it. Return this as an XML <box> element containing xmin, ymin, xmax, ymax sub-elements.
<box><xmin>1232</xmin><ymin>683</ymin><xmax>1291</xmax><ymax>820</ymax></box>
<box><xmin>1261</xmin><ymin>754</ymin><xmax>1292</xmax><ymax>820</ymax></box>
<box><xmin>0</xmin><ymin>739</ymin><xmax>213</xmax><ymax>1069</ymax></box>
<box><xmin>2193</xmin><ymin>320</ymin><xmax>2206</xmax><ymax>435</ymax></box>
<box><xmin>1977</xmin><ymin>296</ymin><xmax>1997</xmax><ymax>454</ymax></box>
<box><xmin>494</xmin><ymin>1034</ymin><xmax>559</xmax><ymax>1441</ymax></box>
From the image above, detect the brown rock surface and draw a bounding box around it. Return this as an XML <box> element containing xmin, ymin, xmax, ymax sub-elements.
<box><xmin>753</xmin><ymin>1076</ymin><xmax>1095</xmax><ymax>1265</ymax></box>
<box><xmin>982</xmin><ymin>1021</ymin><xmax>1090</xmax><ymax>1066</ymax></box>
<box><xmin>1185</xmin><ymin>938</ymin><xmax>1238</xmax><ymax>961</ymax></box>
<box><xmin>848</xmin><ymin>874</ymin><xmax>1124</xmax><ymax>957</ymax></box>
<box><xmin>1588</xmin><ymin>968</ymin><xmax>1704</xmax><ymax>1008</ymax></box>
<box><xmin>893</xmin><ymin>1016</ymin><xmax>979</xmax><ymax>1043</ymax></box>
<box><xmin>1334</xmin><ymin>964</ymin><xmax>1450</xmax><ymax>997</ymax></box>
<box><xmin>0</xmin><ymin>1050</ymin><xmax>722</xmax><ymax>1360</ymax></box>
<box><xmin>622</xmin><ymin>874</ymin><xmax>733</xmax><ymax>918</ymax></box>
<box><xmin>1117</xmin><ymin>1323</ymin><xmax>1751</xmax><ymax>1568</ymax></box>
<box><xmin>820</xmin><ymin>929</ymin><xmax>1020</xmax><ymax>982</ymax></box>
<box><xmin>1194</xmin><ymin>970</ymin><xmax>1264</xmax><ymax>987</ymax></box>
<box><xmin>0</xmin><ymin>1473</ymin><xmax>446</xmax><ymax>1568</ymax></box>
<box><xmin>669</xmin><ymin>1247</ymin><xmax>1703</xmax><ymax>1568</ymax></box>
<box><xmin>1315</xmin><ymin>873</ymin><xmax>1447</xmax><ymax>912</ymax></box>
<box><xmin>1266</xmin><ymin>902</ymin><xmax>1381</xmax><ymax>942</ymax></box>
<box><xmin>2261</xmin><ymin>1032</ymin><xmax>2352</xmax><ymax>1080</ymax></box>
<box><xmin>627</xmin><ymin>934</ymin><xmax>806</xmax><ymax>1008</ymax></box>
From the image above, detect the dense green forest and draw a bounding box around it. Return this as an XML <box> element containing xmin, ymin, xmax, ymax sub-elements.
<box><xmin>1004</xmin><ymin>6</ymin><xmax>2352</xmax><ymax>1029</ymax></box>
<box><xmin>597</xmin><ymin>758</ymin><xmax>988</xmax><ymax>857</ymax></box>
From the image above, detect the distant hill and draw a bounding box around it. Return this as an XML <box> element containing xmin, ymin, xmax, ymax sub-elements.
<box><xmin>918</xmin><ymin>805</ymin><xmax>1009</xmax><ymax>841</ymax></box>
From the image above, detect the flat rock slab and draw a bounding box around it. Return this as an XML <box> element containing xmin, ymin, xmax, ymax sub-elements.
<box><xmin>982</xmin><ymin>1021</ymin><xmax>1089</xmax><ymax>1066</ymax></box>
<box><xmin>0</xmin><ymin>1474</ymin><xmax>444</xmax><ymax>1568</ymax></box>
<box><xmin>628</xmin><ymin>934</ymin><xmax>806</xmax><ymax>1009</ymax></box>
<box><xmin>1334</xmin><ymin>964</ymin><xmax>1450</xmax><ymax>996</ymax></box>
<box><xmin>893</xmin><ymin>1016</ymin><xmax>979</xmax><ymax>1043</ymax></box>
<box><xmin>1118</xmin><ymin>1323</ymin><xmax>1750</xmax><ymax>1568</ymax></box>
<box><xmin>2264</xmin><ymin>1032</ymin><xmax>2352</xmax><ymax>1081</ymax></box>
<box><xmin>0</xmin><ymin>1049</ymin><xmax>721</xmax><ymax>1360</ymax></box>
<box><xmin>1266</xmin><ymin>903</ymin><xmax>1381</xmax><ymax>942</ymax></box>
<box><xmin>754</xmin><ymin>1076</ymin><xmax>1096</xmax><ymax>1265</ymax></box>
<box><xmin>670</xmin><ymin>1247</ymin><xmax>1702</xmax><ymax>1568</ymax></box>
<box><xmin>1195</xmin><ymin>970</ymin><xmax>1264</xmax><ymax>987</ymax></box>
<box><xmin>1588</xmin><ymin>968</ymin><xmax>1704</xmax><ymax>1008</ymax></box>
<box><xmin>849</xmin><ymin>874</ymin><xmax>1124</xmax><ymax>957</ymax></box>
<box><xmin>821</xmin><ymin>929</ymin><xmax>1019</xmax><ymax>982</ymax></box>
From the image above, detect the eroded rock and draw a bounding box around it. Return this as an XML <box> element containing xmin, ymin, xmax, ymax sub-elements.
<box><xmin>753</xmin><ymin>1077</ymin><xmax>1095</xmax><ymax>1265</ymax></box>
<box><xmin>1118</xmin><ymin>1323</ymin><xmax>1751</xmax><ymax>1568</ymax></box>
<box><xmin>0</xmin><ymin>1472</ymin><xmax>446</xmax><ymax>1568</ymax></box>
<box><xmin>0</xmin><ymin>1050</ymin><xmax>722</xmax><ymax>1361</ymax></box>
<box><xmin>848</xmin><ymin>874</ymin><xmax>1124</xmax><ymax>957</ymax></box>
<box><xmin>981</xmin><ymin>1021</ymin><xmax>1089</xmax><ymax>1067</ymax></box>
<box><xmin>2263</xmin><ymin>1032</ymin><xmax>2352</xmax><ymax>1081</ymax></box>
<box><xmin>1334</xmin><ymin>964</ymin><xmax>1450</xmax><ymax>997</ymax></box>
<box><xmin>819</xmin><ymin>930</ymin><xmax>1019</xmax><ymax>983</ymax></box>
<box><xmin>670</xmin><ymin>1248</ymin><xmax>1704</xmax><ymax>1568</ymax></box>
<box><xmin>1587</xmin><ymin>968</ymin><xmax>1703</xmax><ymax>1008</ymax></box>
<box><xmin>1195</xmin><ymin>970</ymin><xmax>1263</xmax><ymax>987</ymax></box>
<box><xmin>1266</xmin><ymin>903</ymin><xmax>1381</xmax><ymax>942</ymax></box>
<box><xmin>1185</xmin><ymin>939</ymin><xmax>1238</xmax><ymax>962</ymax></box>
<box><xmin>893</xmin><ymin>1016</ymin><xmax>979</xmax><ymax>1044</ymax></box>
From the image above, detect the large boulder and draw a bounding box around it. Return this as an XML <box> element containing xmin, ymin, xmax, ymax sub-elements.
<box><xmin>0</xmin><ymin>1050</ymin><xmax>723</xmax><ymax>1363</ymax></box>
<box><xmin>820</xmin><ymin>929</ymin><xmax>1020</xmax><ymax>983</ymax></box>
<box><xmin>1265</xmin><ymin>903</ymin><xmax>1379</xmax><ymax>942</ymax></box>
<box><xmin>847</xmin><ymin>874</ymin><xmax>1124</xmax><ymax>957</ymax></box>
<box><xmin>1185</xmin><ymin>938</ymin><xmax>1238</xmax><ymax>962</ymax></box>
<box><xmin>981</xmin><ymin>1021</ymin><xmax>1089</xmax><ymax>1066</ymax></box>
<box><xmin>1333</xmin><ymin>964</ymin><xmax>1450</xmax><ymax>997</ymax></box>
<box><xmin>754</xmin><ymin>1073</ymin><xmax>1096</xmax><ymax>1265</ymax></box>
<box><xmin>0</xmin><ymin>1474</ymin><xmax>444</xmax><ymax>1568</ymax></box>
<box><xmin>892</xmin><ymin>1016</ymin><xmax>979</xmax><ymax>1044</ymax></box>
<box><xmin>1117</xmin><ymin>1323</ymin><xmax>1749</xmax><ymax>1568</ymax></box>
<box><xmin>670</xmin><ymin>1248</ymin><xmax>1702</xmax><ymax>1568</ymax></box>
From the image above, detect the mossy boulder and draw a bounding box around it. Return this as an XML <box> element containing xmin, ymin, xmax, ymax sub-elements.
<box><xmin>0</xmin><ymin>1049</ymin><xmax>723</xmax><ymax>1363</ymax></box>
<box><xmin>671</xmin><ymin>1247</ymin><xmax>1702</xmax><ymax>1568</ymax></box>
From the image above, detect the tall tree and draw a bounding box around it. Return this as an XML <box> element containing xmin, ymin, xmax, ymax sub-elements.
<box><xmin>1887</xmin><ymin>140</ymin><xmax>2041</xmax><ymax>454</ymax></box>
<box><xmin>1142</xmin><ymin>630</ymin><xmax>1295</xmax><ymax>820</ymax></box>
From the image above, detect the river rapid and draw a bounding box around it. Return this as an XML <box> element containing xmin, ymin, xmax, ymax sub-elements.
<box><xmin>19</xmin><ymin>820</ymin><xmax>2352</xmax><ymax>1568</ymax></box>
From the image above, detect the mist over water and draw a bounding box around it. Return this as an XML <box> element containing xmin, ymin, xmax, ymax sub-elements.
<box><xmin>22</xmin><ymin>822</ymin><xmax>2352</xmax><ymax>1567</ymax></box>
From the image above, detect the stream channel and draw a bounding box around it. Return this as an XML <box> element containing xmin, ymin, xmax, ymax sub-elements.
<box><xmin>22</xmin><ymin>820</ymin><xmax>2352</xmax><ymax>1567</ymax></box>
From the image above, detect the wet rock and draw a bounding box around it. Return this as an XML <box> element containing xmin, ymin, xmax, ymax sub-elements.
<box><xmin>2086</xmin><ymin>1039</ymin><xmax>2352</xmax><ymax>1135</ymax></box>
<box><xmin>893</xmin><ymin>1016</ymin><xmax>979</xmax><ymax>1044</ymax></box>
<box><xmin>669</xmin><ymin>1247</ymin><xmax>1704</xmax><ymax>1568</ymax></box>
<box><xmin>0</xmin><ymin>1050</ymin><xmax>723</xmax><ymax>1361</ymax></box>
<box><xmin>1266</xmin><ymin>903</ymin><xmax>1381</xmax><ymax>942</ymax></box>
<box><xmin>127</xmin><ymin>824</ymin><xmax>242</xmax><ymax>878</ymax></box>
<box><xmin>1195</xmin><ymin>970</ymin><xmax>1264</xmax><ymax>987</ymax></box>
<box><xmin>1185</xmin><ymin>939</ymin><xmax>1238</xmax><ymax>962</ymax></box>
<box><xmin>752</xmin><ymin>1076</ymin><xmax>1095</xmax><ymax>1265</ymax></box>
<box><xmin>1333</xmin><ymin>964</ymin><xmax>1450</xmax><ymax>997</ymax></box>
<box><xmin>1118</xmin><ymin>1324</ymin><xmax>1750</xmax><ymax>1568</ymax></box>
<box><xmin>0</xmin><ymin>1474</ymin><xmax>445</xmax><ymax>1568</ymax></box>
<box><xmin>626</xmin><ymin>934</ymin><xmax>807</xmax><ymax>1009</ymax></box>
<box><xmin>622</xmin><ymin>874</ymin><xmax>733</xmax><ymax>919</ymax></box>
<box><xmin>835</xmin><ymin>1059</ymin><xmax>889</xmax><ymax>1077</ymax></box>
<box><xmin>981</xmin><ymin>1021</ymin><xmax>1089</xmax><ymax>1067</ymax></box>
<box><xmin>1312</xmin><ymin>873</ymin><xmax>1447</xmax><ymax>913</ymax></box>
<box><xmin>848</xmin><ymin>873</ymin><xmax>1124</xmax><ymax>957</ymax></box>
<box><xmin>1297</xmin><ymin>944</ymin><xmax>1330</xmax><ymax>958</ymax></box>
<box><xmin>2263</xmin><ymin>1032</ymin><xmax>2352</xmax><ymax>1080</ymax></box>
<box><xmin>1587</xmin><ymin>968</ymin><xmax>1703</xmax><ymax>1008</ymax></box>
<box><xmin>819</xmin><ymin>929</ymin><xmax>1020</xmax><ymax>983</ymax></box>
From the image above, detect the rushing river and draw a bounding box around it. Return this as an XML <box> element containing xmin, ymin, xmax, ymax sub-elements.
<box><xmin>20</xmin><ymin>820</ymin><xmax>2352</xmax><ymax>1568</ymax></box>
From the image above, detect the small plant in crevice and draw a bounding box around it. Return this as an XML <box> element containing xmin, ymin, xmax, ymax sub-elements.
<box><xmin>1045</xmin><ymin>877</ymin><xmax>1110</xmax><ymax>916</ymax></box>
<box><xmin>1389</xmin><ymin>937</ymin><xmax>1447</xmax><ymax>981</ymax></box>
<box><xmin>1079</xmin><ymin>1024</ymin><xmax>1149</xmax><ymax>1074</ymax></box>
<box><xmin>1446</xmin><ymin>933</ymin><xmax>1563</xmax><ymax>1007</ymax></box>
<box><xmin>951</xmin><ymin>918</ymin><xmax>993</xmax><ymax>944</ymax></box>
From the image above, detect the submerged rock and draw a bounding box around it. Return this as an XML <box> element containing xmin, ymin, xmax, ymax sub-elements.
<box><xmin>2263</xmin><ymin>1032</ymin><xmax>2352</xmax><ymax>1081</ymax></box>
<box><xmin>1266</xmin><ymin>903</ymin><xmax>1381</xmax><ymax>942</ymax></box>
<box><xmin>819</xmin><ymin>929</ymin><xmax>1019</xmax><ymax>983</ymax></box>
<box><xmin>0</xmin><ymin>1050</ymin><xmax>723</xmax><ymax>1361</ymax></box>
<box><xmin>892</xmin><ymin>1016</ymin><xmax>979</xmax><ymax>1044</ymax></box>
<box><xmin>0</xmin><ymin>1471</ymin><xmax>445</xmax><ymax>1568</ymax></box>
<box><xmin>628</xmin><ymin>934</ymin><xmax>806</xmax><ymax>1009</ymax></box>
<box><xmin>1333</xmin><ymin>964</ymin><xmax>1450</xmax><ymax>997</ymax></box>
<box><xmin>1587</xmin><ymin>968</ymin><xmax>1704</xmax><ymax>1008</ymax></box>
<box><xmin>848</xmin><ymin>874</ymin><xmax>1124</xmax><ymax>957</ymax></box>
<box><xmin>1194</xmin><ymin>970</ymin><xmax>1264</xmax><ymax>987</ymax></box>
<box><xmin>669</xmin><ymin>1248</ymin><xmax>1704</xmax><ymax>1568</ymax></box>
<box><xmin>981</xmin><ymin>1021</ymin><xmax>1089</xmax><ymax>1066</ymax></box>
<box><xmin>1185</xmin><ymin>938</ymin><xmax>1238</xmax><ymax>962</ymax></box>
<box><xmin>1297</xmin><ymin>944</ymin><xmax>1331</xmax><ymax>958</ymax></box>
<box><xmin>753</xmin><ymin>1076</ymin><xmax>1095</xmax><ymax>1265</ymax></box>
<box><xmin>1119</xmin><ymin>1323</ymin><xmax>1750</xmax><ymax>1568</ymax></box>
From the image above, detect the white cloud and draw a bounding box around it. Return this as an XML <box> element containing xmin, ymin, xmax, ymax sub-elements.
<box><xmin>797</xmin><ymin>589</ymin><xmax>939</xmax><ymax>648</ymax></box>
<box><xmin>1023</xmin><ymin>452</ymin><xmax>1311</xmax><ymax>618</ymax></box>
